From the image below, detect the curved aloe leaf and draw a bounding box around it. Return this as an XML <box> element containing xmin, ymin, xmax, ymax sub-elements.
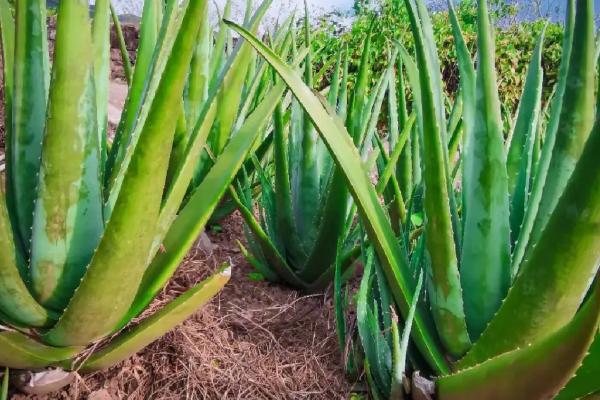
<box><xmin>556</xmin><ymin>333</ymin><xmax>600</xmax><ymax>400</ymax></box>
<box><xmin>459</xmin><ymin>73</ymin><xmax>600</xmax><ymax>367</ymax></box>
<box><xmin>44</xmin><ymin>0</ymin><xmax>206</xmax><ymax>347</ymax></box>
<box><xmin>122</xmin><ymin>81</ymin><xmax>288</xmax><ymax>322</ymax></box>
<box><xmin>0</xmin><ymin>175</ymin><xmax>51</xmax><ymax>327</ymax></box>
<box><xmin>1</xmin><ymin>367</ymin><xmax>7</xmax><ymax>400</ymax></box>
<box><xmin>439</xmin><ymin>280</ymin><xmax>600</xmax><ymax>400</ymax></box>
<box><xmin>30</xmin><ymin>0</ymin><xmax>104</xmax><ymax>311</ymax></box>
<box><xmin>525</xmin><ymin>0</ymin><xmax>595</xmax><ymax>255</ymax></box>
<box><xmin>507</xmin><ymin>29</ymin><xmax>545</xmax><ymax>250</ymax></box>
<box><xmin>10</xmin><ymin>0</ymin><xmax>49</xmax><ymax>250</ymax></box>
<box><xmin>105</xmin><ymin>0</ymin><xmax>164</xmax><ymax>189</ymax></box>
<box><xmin>80</xmin><ymin>265</ymin><xmax>230</xmax><ymax>372</ymax></box>
<box><xmin>226</xmin><ymin>20</ymin><xmax>450</xmax><ymax>374</ymax></box>
<box><xmin>511</xmin><ymin>0</ymin><xmax>576</xmax><ymax>273</ymax></box>
<box><xmin>0</xmin><ymin>0</ymin><xmax>14</xmax><ymax>144</ymax></box>
<box><xmin>0</xmin><ymin>331</ymin><xmax>82</xmax><ymax>369</ymax></box>
<box><xmin>459</xmin><ymin>0</ymin><xmax>511</xmax><ymax>340</ymax></box>
<box><xmin>403</xmin><ymin>0</ymin><xmax>470</xmax><ymax>356</ymax></box>
<box><xmin>109</xmin><ymin>2</ymin><xmax>133</xmax><ymax>85</ymax></box>
<box><xmin>92</xmin><ymin>0</ymin><xmax>110</xmax><ymax>171</ymax></box>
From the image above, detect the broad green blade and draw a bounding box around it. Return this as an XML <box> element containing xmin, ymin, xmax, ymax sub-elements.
<box><xmin>390</xmin><ymin>270</ymin><xmax>423</xmax><ymax>399</ymax></box>
<box><xmin>556</xmin><ymin>333</ymin><xmax>600</xmax><ymax>400</ymax></box>
<box><xmin>458</xmin><ymin>86</ymin><xmax>600</xmax><ymax>367</ymax></box>
<box><xmin>209</xmin><ymin>0</ymin><xmax>231</xmax><ymax>90</ymax></box>
<box><xmin>92</xmin><ymin>0</ymin><xmax>110</xmax><ymax>173</ymax></box>
<box><xmin>185</xmin><ymin>0</ymin><xmax>210</xmax><ymax>132</ymax></box>
<box><xmin>507</xmin><ymin>29</ymin><xmax>545</xmax><ymax>250</ymax></box>
<box><xmin>110</xmin><ymin>2</ymin><xmax>133</xmax><ymax>84</ymax></box>
<box><xmin>0</xmin><ymin>0</ymin><xmax>14</xmax><ymax>149</ymax></box>
<box><xmin>105</xmin><ymin>0</ymin><xmax>165</xmax><ymax>190</ymax></box>
<box><xmin>0</xmin><ymin>175</ymin><xmax>51</xmax><ymax>327</ymax></box>
<box><xmin>439</xmin><ymin>280</ymin><xmax>600</xmax><ymax>400</ymax></box>
<box><xmin>0</xmin><ymin>331</ymin><xmax>82</xmax><ymax>369</ymax></box>
<box><xmin>448</xmin><ymin>0</ymin><xmax>475</xmax><ymax>230</ymax></box>
<box><xmin>80</xmin><ymin>265</ymin><xmax>230</xmax><ymax>372</ymax></box>
<box><xmin>10</xmin><ymin>0</ymin><xmax>50</xmax><ymax>251</ymax></box>
<box><xmin>1</xmin><ymin>367</ymin><xmax>7</xmax><ymax>400</ymax></box>
<box><xmin>209</xmin><ymin>0</ymin><xmax>272</xmax><ymax>156</ymax></box>
<box><xmin>30</xmin><ymin>0</ymin><xmax>104</xmax><ymax>311</ymax></box>
<box><xmin>403</xmin><ymin>0</ymin><xmax>470</xmax><ymax>356</ymax></box>
<box><xmin>511</xmin><ymin>0</ymin><xmax>576</xmax><ymax>274</ymax></box>
<box><xmin>122</xmin><ymin>81</ymin><xmax>288</xmax><ymax>322</ymax></box>
<box><xmin>348</xmin><ymin>23</ymin><xmax>372</xmax><ymax>141</ymax></box>
<box><xmin>376</xmin><ymin>112</ymin><xmax>416</xmax><ymax>194</ymax></box>
<box><xmin>226</xmin><ymin>20</ymin><xmax>450</xmax><ymax>374</ymax></box>
<box><xmin>522</xmin><ymin>0</ymin><xmax>595</xmax><ymax>267</ymax></box>
<box><xmin>43</xmin><ymin>0</ymin><xmax>206</xmax><ymax>347</ymax></box>
<box><xmin>459</xmin><ymin>0</ymin><xmax>511</xmax><ymax>340</ymax></box>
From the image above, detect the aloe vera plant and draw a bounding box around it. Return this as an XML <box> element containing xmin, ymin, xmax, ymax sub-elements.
<box><xmin>0</xmin><ymin>0</ymin><xmax>286</xmax><ymax>372</ymax></box>
<box><xmin>226</xmin><ymin>0</ymin><xmax>600</xmax><ymax>396</ymax></box>
<box><xmin>231</xmin><ymin>7</ymin><xmax>394</xmax><ymax>290</ymax></box>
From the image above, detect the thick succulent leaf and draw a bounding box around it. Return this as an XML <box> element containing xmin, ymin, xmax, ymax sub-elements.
<box><xmin>526</xmin><ymin>0</ymin><xmax>595</xmax><ymax>256</ymax></box>
<box><xmin>209</xmin><ymin>0</ymin><xmax>231</xmax><ymax>90</ymax></box>
<box><xmin>92</xmin><ymin>0</ymin><xmax>110</xmax><ymax>171</ymax></box>
<box><xmin>448</xmin><ymin>0</ymin><xmax>475</xmax><ymax>230</ymax></box>
<box><xmin>458</xmin><ymin>81</ymin><xmax>600</xmax><ymax>367</ymax></box>
<box><xmin>0</xmin><ymin>331</ymin><xmax>82</xmax><ymax>369</ymax></box>
<box><xmin>227</xmin><ymin>20</ymin><xmax>450</xmax><ymax>374</ymax></box>
<box><xmin>376</xmin><ymin>113</ymin><xmax>416</xmax><ymax>194</ymax></box>
<box><xmin>122</xmin><ymin>81</ymin><xmax>288</xmax><ymax>322</ymax></box>
<box><xmin>507</xmin><ymin>30</ymin><xmax>545</xmax><ymax>249</ymax></box>
<box><xmin>30</xmin><ymin>0</ymin><xmax>104</xmax><ymax>311</ymax></box>
<box><xmin>105</xmin><ymin>0</ymin><xmax>165</xmax><ymax>190</ymax></box>
<box><xmin>0</xmin><ymin>0</ymin><xmax>14</xmax><ymax>145</ymax></box>
<box><xmin>402</xmin><ymin>0</ymin><xmax>470</xmax><ymax>356</ymax></box>
<box><xmin>459</xmin><ymin>0</ymin><xmax>511</xmax><ymax>340</ymax></box>
<box><xmin>439</xmin><ymin>280</ymin><xmax>600</xmax><ymax>400</ymax></box>
<box><xmin>80</xmin><ymin>265</ymin><xmax>230</xmax><ymax>372</ymax></box>
<box><xmin>185</xmin><ymin>0</ymin><xmax>210</xmax><ymax>133</ymax></box>
<box><xmin>109</xmin><ymin>2</ymin><xmax>133</xmax><ymax>84</ymax></box>
<box><xmin>511</xmin><ymin>0</ymin><xmax>576</xmax><ymax>274</ymax></box>
<box><xmin>1</xmin><ymin>367</ymin><xmax>7</xmax><ymax>400</ymax></box>
<box><xmin>556</xmin><ymin>333</ymin><xmax>600</xmax><ymax>400</ymax></box>
<box><xmin>43</xmin><ymin>0</ymin><xmax>206</xmax><ymax>347</ymax></box>
<box><xmin>0</xmin><ymin>176</ymin><xmax>51</xmax><ymax>327</ymax></box>
<box><xmin>210</xmin><ymin>0</ymin><xmax>272</xmax><ymax>156</ymax></box>
<box><xmin>9</xmin><ymin>0</ymin><xmax>50</xmax><ymax>251</ymax></box>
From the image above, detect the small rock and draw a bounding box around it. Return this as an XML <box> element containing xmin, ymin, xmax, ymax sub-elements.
<box><xmin>15</xmin><ymin>368</ymin><xmax>74</xmax><ymax>395</ymax></box>
<box><xmin>411</xmin><ymin>371</ymin><xmax>435</xmax><ymax>400</ymax></box>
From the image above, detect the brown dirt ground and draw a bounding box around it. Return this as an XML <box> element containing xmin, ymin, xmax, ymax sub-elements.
<box><xmin>0</xmin><ymin>22</ymin><xmax>354</xmax><ymax>400</ymax></box>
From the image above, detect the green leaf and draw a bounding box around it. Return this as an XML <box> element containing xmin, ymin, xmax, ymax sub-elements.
<box><xmin>521</xmin><ymin>0</ymin><xmax>596</xmax><ymax>270</ymax></box>
<box><xmin>1</xmin><ymin>367</ymin><xmax>7</xmax><ymax>400</ymax></box>
<box><xmin>402</xmin><ymin>0</ymin><xmax>470</xmax><ymax>356</ymax></box>
<box><xmin>43</xmin><ymin>0</ymin><xmax>207</xmax><ymax>347</ymax></box>
<box><xmin>9</xmin><ymin>0</ymin><xmax>50</xmax><ymax>251</ymax></box>
<box><xmin>459</xmin><ymin>0</ymin><xmax>511</xmax><ymax>340</ymax></box>
<box><xmin>122</xmin><ymin>80</ymin><xmax>288</xmax><ymax>322</ymax></box>
<box><xmin>507</xmin><ymin>29</ymin><xmax>545</xmax><ymax>250</ymax></box>
<box><xmin>459</xmin><ymin>66</ymin><xmax>600</xmax><ymax>368</ymax></box>
<box><xmin>439</xmin><ymin>280</ymin><xmax>600</xmax><ymax>400</ymax></box>
<box><xmin>226</xmin><ymin>20</ymin><xmax>450</xmax><ymax>375</ymax></box>
<box><xmin>556</xmin><ymin>333</ymin><xmax>600</xmax><ymax>400</ymax></box>
<box><xmin>109</xmin><ymin>2</ymin><xmax>133</xmax><ymax>85</ymax></box>
<box><xmin>92</xmin><ymin>0</ymin><xmax>111</xmax><ymax>173</ymax></box>
<box><xmin>0</xmin><ymin>331</ymin><xmax>82</xmax><ymax>369</ymax></box>
<box><xmin>30</xmin><ymin>0</ymin><xmax>104</xmax><ymax>311</ymax></box>
<box><xmin>80</xmin><ymin>265</ymin><xmax>230</xmax><ymax>372</ymax></box>
<box><xmin>511</xmin><ymin>0</ymin><xmax>576</xmax><ymax>274</ymax></box>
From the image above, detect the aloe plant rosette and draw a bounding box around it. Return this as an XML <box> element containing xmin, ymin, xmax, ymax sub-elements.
<box><xmin>0</xmin><ymin>0</ymin><xmax>285</xmax><ymax>372</ymax></box>
<box><xmin>225</xmin><ymin>0</ymin><xmax>600</xmax><ymax>397</ymax></box>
